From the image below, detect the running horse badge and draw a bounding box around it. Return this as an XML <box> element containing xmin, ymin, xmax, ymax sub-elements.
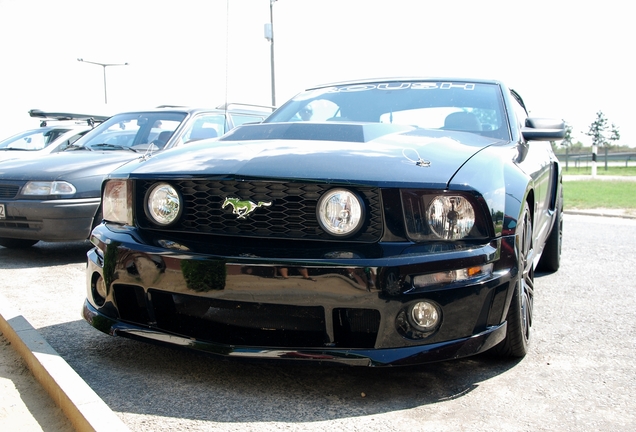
<box><xmin>222</xmin><ymin>197</ymin><xmax>272</xmax><ymax>219</ymax></box>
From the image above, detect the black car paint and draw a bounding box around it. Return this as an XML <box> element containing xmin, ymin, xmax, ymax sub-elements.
<box><xmin>83</xmin><ymin>79</ymin><xmax>564</xmax><ymax>366</ymax></box>
<box><xmin>112</xmin><ymin>126</ymin><xmax>500</xmax><ymax>187</ymax></box>
<box><xmin>85</xmin><ymin>221</ymin><xmax>514</xmax><ymax>366</ymax></box>
<box><xmin>85</xmin><ymin>124</ymin><xmax>542</xmax><ymax>364</ymax></box>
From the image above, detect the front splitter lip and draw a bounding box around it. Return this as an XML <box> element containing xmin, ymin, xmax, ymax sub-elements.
<box><xmin>83</xmin><ymin>300</ymin><xmax>506</xmax><ymax>367</ymax></box>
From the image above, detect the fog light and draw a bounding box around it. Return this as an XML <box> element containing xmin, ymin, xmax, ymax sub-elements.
<box><xmin>410</xmin><ymin>301</ymin><xmax>440</xmax><ymax>331</ymax></box>
<box><xmin>91</xmin><ymin>273</ymin><xmax>107</xmax><ymax>306</ymax></box>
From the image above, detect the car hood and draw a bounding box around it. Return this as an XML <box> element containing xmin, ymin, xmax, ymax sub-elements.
<box><xmin>0</xmin><ymin>150</ymin><xmax>142</xmax><ymax>182</ymax></box>
<box><xmin>0</xmin><ymin>150</ymin><xmax>31</xmax><ymax>163</ymax></box>
<box><xmin>0</xmin><ymin>148</ymin><xmax>55</xmax><ymax>163</ymax></box>
<box><xmin>117</xmin><ymin>123</ymin><xmax>507</xmax><ymax>188</ymax></box>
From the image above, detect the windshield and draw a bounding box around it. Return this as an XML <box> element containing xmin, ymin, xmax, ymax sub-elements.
<box><xmin>77</xmin><ymin>112</ymin><xmax>186</xmax><ymax>151</ymax></box>
<box><xmin>265</xmin><ymin>81</ymin><xmax>510</xmax><ymax>140</ymax></box>
<box><xmin>0</xmin><ymin>128</ymin><xmax>72</xmax><ymax>151</ymax></box>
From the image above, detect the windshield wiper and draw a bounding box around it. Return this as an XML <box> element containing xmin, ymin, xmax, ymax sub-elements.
<box><xmin>65</xmin><ymin>144</ymin><xmax>93</xmax><ymax>151</ymax></box>
<box><xmin>90</xmin><ymin>143</ymin><xmax>138</xmax><ymax>152</ymax></box>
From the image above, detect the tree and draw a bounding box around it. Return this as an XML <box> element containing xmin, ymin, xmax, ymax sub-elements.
<box><xmin>561</xmin><ymin>122</ymin><xmax>573</xmax><ymax>147</ymax></box>
<box><xmin>552</xmin><ymin>122</ymin><xmax>573</xmax><ymax>151</ymax></box>
<box><xmin>585</xmin><ymin>111</ymin><xmax>608</xmax><ymax>148</ymax></box>
<box><xmin>585</xmin><ymin>111</ymin><xmax>621</xmax><ymax>147</ymax></box>
<box><xmin>609</xmin><ymin>123</ymin><xmax>621</xmax><ymax>147</ymax></box>
<box><xmin>584</xmin><ymin>111</ymin><xmax>620</xmax><ymax>176</ymax></box>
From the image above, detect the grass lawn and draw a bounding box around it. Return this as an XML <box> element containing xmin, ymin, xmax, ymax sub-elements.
<box><xmin>563</xmin><ymin>180</ymin><xmax>636</xmax><ymax>209</ymax></box>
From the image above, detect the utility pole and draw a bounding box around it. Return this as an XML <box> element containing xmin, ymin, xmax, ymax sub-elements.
<box><xmin>264</xmin><ymin>0</ymin><xmax>277</xmax><ymax>106</ymax></box>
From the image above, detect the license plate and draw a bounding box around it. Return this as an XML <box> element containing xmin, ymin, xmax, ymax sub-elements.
<box><xmin>0</xmin><ymin>203</ymin><xmax>5</xmax><ymax>219</ymax></box>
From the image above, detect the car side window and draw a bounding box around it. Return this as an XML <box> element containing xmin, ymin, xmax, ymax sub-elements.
<box><xmin>181</xmin><ymin>114</ymin><xmax>225</xmax><ymax>144</ymax></box>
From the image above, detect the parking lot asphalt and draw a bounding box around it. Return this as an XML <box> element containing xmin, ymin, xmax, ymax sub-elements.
<box><xmin>0</xmin><ymin>174</ymin><xmax>634</xmax><ymax>431</ymax></box>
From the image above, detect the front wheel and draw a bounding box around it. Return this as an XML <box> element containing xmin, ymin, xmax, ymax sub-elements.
<box><xmin>492</xmin><ymin>202</ymin><xmax>534</xmax><ymax>358</ymax></box>
<box><xmin>0</xmin><ymin>237</ymin><xmax>39</xmax><ymax>249</ymax></box>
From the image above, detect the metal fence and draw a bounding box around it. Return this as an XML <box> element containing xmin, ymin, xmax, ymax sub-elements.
<box><xmin>556</xmin><ymin>150</ymin><xmax>636</xmax><ymax>171</ymax></box>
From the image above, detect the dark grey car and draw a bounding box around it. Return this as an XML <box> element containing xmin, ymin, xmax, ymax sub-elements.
<box><xmin>0</xmin><ymin>104</ymin><xmax>272</xmax><ymax>248</ymax></box>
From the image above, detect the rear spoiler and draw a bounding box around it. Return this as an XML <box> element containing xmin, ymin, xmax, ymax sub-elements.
<box><xmin>28</xmin><ymin>109</ymin><xmax>110</xmax><ymax>127</ymax></box>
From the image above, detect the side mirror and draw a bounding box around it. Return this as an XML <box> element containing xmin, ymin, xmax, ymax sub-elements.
<box><xmin>522</xmin><ymin>118</ymin><xmax>565</xmax><ymax>141</ymax></box>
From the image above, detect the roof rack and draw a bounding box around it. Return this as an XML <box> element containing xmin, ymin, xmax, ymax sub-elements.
<box><xmin>215</xmin><ymin>103</ymin><xmax>276</xmax><ymax>111</ymax></box>
<box><xmin>28</xmin><ymin>109</ymin><xmax>110</xmax><ymax>127</ymax></box>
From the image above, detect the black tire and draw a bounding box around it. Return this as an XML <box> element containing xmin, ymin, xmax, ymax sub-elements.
<box><xmin>537</xmin><ymin>194</ymin><xmax>562</xmax><ymax>273</ymax></box>
<box><xmin>0</xmin><ymin>237</ymin><xmax>39</xmax><ymax>249</ymax></box>
<box><xmin>492</xmin><ymin>202</ymin><xmax>534</xmax><ymax>358</ymax></box>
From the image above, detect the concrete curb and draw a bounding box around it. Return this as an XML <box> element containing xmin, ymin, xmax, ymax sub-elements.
<box><xmin>562</xmin><ymin>175</ymin><xmax>636</xmax><ymax>182</ymax></box>
<box><xmin>0</xmin><ymin>293</ymin><xmax>130</xmax><ymax>432</ymax></box>
<box><xmin>564</xmin><ymin>210</ymin><xmax>636</xmax><ymax>219</ymax></box>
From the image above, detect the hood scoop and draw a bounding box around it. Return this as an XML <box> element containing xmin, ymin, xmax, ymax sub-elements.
<box><xmin>220</xmin><ymin>122</ymin><xmax>414</xmax><ymax>143</ymax></box>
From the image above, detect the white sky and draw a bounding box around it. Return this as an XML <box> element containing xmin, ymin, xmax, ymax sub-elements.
<box><xmin>1</xmin><ymin>0</ymin><xmax>634</xmax><ymax>147</ymax></box>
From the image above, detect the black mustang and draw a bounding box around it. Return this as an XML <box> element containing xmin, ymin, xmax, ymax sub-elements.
<box><xmin>84</xmin><ymin>78</ymin><xmax>564</xmax><ymax>366</ymax></box>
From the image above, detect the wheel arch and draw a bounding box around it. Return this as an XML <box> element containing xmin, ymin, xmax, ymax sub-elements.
<box><xmin>502</xmin><ymin>162</ymin><xmax>535</xmax><ymax>237</ymax></box>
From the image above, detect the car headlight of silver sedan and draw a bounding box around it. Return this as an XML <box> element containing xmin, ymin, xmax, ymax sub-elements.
<box><xmin>22</xmin><ymin>181</ymin><xmax>76</xmax><ymax>195</ymax></box>
<box><xmin>145</xmin><ymin>182</ymin><xmax>182</xmax><ymax>226</ymax></box>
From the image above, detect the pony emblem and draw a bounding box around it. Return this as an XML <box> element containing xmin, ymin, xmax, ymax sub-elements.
<box><xmin>222</xmin><ymin>197</ymin><xmax>272</xmax><ymax>219</ymax></box>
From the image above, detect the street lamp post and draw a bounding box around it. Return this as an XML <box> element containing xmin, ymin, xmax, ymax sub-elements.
<box><xmin>77</xmin><ymin>58</ymin><xmax>129</xmax><ymax>104</ymax></box>
<box><xmin>264</xmin><ymin>0</ymin><xmax>277</xmax><ymax>106</ymax></box>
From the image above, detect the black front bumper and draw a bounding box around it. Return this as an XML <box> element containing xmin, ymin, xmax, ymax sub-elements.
<box><xmin>83</xmin><ymin>224</ymin><xmax>518</xmax><ymax>366</ymax></box>
<box><xmin>83</xmin><ymin>300</ymin><xmax>506</xmax><ymax>366</ymax></box>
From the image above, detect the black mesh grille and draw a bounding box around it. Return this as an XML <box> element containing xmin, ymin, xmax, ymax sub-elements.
<box><xmin>136</xmin><ymin>180</ymin><xmax>383</xmax><ymax>242</ymax></box>
<box><xmin>0</xmin><ymin>184</ymin><xmax>20</xmax><ymax>199</ymax></box>
<box><xmin>0</xmin><ymin>217</ymin><xmax>30</xmax><ymax>229</ymax></box>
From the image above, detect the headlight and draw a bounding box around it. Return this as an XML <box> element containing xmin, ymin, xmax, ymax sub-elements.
<box><xmin>427</xmin><ymin>196</ymin><xmax>475</xmax><ymax>239</ymax></box>
<box><xmin>316</xmin><ymin>188</ymin><xmax>365</xmax><ymax>237</ymax></box>
<box><xmin>402</xmin><ymin>191</ymin><xmax>485</xmax><ymax>241</ymax></box>
<box><xmin>22</xmin><ymin>181</ymin><xmax>76</xmax><ymax>195</ymax></box>
<box><xmin>103</xmin><ymin>180</ymin><xmax>132</xmax><ymax>225</ymax></box>
<box><xmin>145</xmin><ymin>182</ymin><xmax>182</xmax><ymax>226</ymax></box>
